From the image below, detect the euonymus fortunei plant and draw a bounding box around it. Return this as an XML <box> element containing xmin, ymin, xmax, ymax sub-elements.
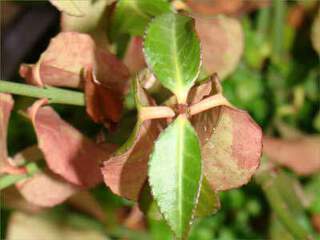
<box><xmin>0</xmin><ymin>1</ymin><xmax>268</xmax><ymax>239</ymax></box>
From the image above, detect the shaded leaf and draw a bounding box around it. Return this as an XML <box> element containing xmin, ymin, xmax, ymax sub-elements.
<box><xmin>123</xmin><ymin>37</ymin><xmax>146</xmax><ymax>74</ymax></box>
<box><xmin>0</xmin><ymin>93</ymin><xmax>14</xmax><ymax>169</ymax></box>
<box><xmin>144</xmin><ymin>13</ymin><xmax>201</xmax><ymax>103</ymax></box>
<box><xmin>311</xmin><ymin>9</ymin><xmax>320</xmax><ymax>55</ymax></box>
<box><xmin>17</xmin><ymin>170</ymin><xmax>79</xmax><ymax>207</ymax></box>
<box><xmin>111</xmin><ymin>0</ymin><xmax>172</xmax><ymax>37</ymax></box>
<box><xmin>194</xmin><ymin>177</ymin><xmax>220</xmax><ymax>218</ymax></box>
<box><xmin>84</xmin><ymin>67</ymin><xmax>123</xmax><ymax>125</ymax></box>
<box><xmin>28</xmin><ymin>99</ymin><xmax>111</xmax><ymax>187</ymax></box>
<box><xmin>6</xmin><ymin>212</ymin><xmax>107</xmax><ymax>240</ymax></box>
<box><xmin>195</xmin><ymin>15</ymin><xmax>243</xmax><ymax>79</ymax></box>
<box><xmin>263</xmin><ymin>136</ymin><xmax>320</xmax><ymax>175</ymax></box>
<box><xmin>101</xmin><ymin>79</ymin><xmax>163</xmax><ymax>200</ymax></box>
<box><xmin>149</xmin><ymin>115</ymin><xmax>202</xmax><ymax>238</ymax></box>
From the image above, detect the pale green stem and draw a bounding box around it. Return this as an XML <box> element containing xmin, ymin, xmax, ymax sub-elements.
<box><xmin>0</xmin><ymin>80</ymin><xmax>85</xmax><ymax>106</ymax></box>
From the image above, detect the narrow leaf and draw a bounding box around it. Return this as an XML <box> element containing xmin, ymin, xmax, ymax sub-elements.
<box><xmin>144</xmin><ymin>13</ymin><xmax>201</xmax><ymax>103</ymax></box>
<box><xmin>149</xmin><ymin>115</ymin><xmax>202</xmax><ymax>238</ymax></box>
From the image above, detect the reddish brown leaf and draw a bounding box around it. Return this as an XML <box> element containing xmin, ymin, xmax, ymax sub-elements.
<box><xmin>17</xmin><ymin>170</ymin><xmax>79</xmax><ymax>207</ymax></box>
<box><xmin>101</xmin><ymin>79</ymin><xmax>163</xmax><ymax>200</ymax></box>
<box><xmin>186</xmin><ymin>0</ymin><xmax>270</xmax><ymax>16</ymax></box>
<box><xmin>0</xmin><ymin>93</ymin><xmax>20</xmax><ymax>174</ymax></box>
<box><xmin>84</xmin><ymin>68</ymin><xmax>123</xmax><ymax>124</ymax></box>
<box><xmin>191</xmin><ymin>78</ymin><xmax>262</xmax><ymax>191</ymax></box>
<box><xmin>19</xmin><ymin>32</ymin><xmax>95</xmax><ymax>88</ymax></box>
<box><xmin>27</xmin><ymin>99</ymin><xmax>112</xmax><ymax>187</ymax></box>
<box><xmin>123</xmin><ymin>37</ymin><xmax>146</xmax><ymax>74</ymax></box>
<box><xmin>312</xmin><ymin>214</ymin><xmax>320</xmax><ymax>233</ymax></box>
<box><xmin>12</xmin><ymin>146</ymin><xmax>79</xmax><ymax>207</ymax></box>
<box><xmin>195</xmin><ymin>16</ymin><xmax>243</xmax><ymax>79</ymax></box>
<box><xmin>263</xmin><ymin>136</ymin><xmax>320</xmax><ymax>175</ymax></box>
<box><xmin>6</xmin><ymin>211</ymin><xmax>106</xmax><ymax>240</ymax></box>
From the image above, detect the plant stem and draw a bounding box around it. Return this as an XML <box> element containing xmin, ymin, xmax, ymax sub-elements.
<box><xmin>0</xmin><ymin>162</ymin><xmax>40</xmax><ymax>190</ymax></box>
<box><xmin>0</xmin><ymin>80</ymin><xmax>85</xmax><ymax>106</ymax></box>
<box><xmin>256</xmin><ymin>171</ymin><xmax>313</xmax><ymax>240</ymax></box>
<box><xmin>189</xmin><ymin>94</ymin><xmax>232</xmax><ymax>116</ymax></box>
<box><xmin>140</xmin><ymin>106</ymin><xmax>175</xmax><ymax>121</ymax></box>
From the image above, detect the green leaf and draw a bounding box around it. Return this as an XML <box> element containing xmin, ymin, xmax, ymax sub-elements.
<box><xmin>112</xmin><ymin>0</ymin><xmax>172</xmax><ymax>37</ymax></box>
<box><xmin>194</xmin><ymin>177</ymin><xmax>220</xmax><ymax>218</ymax></box>
<box><xmin>149</xmin><ymin>115</ymin><xmax>202</xmax><ymax>238</ymax></box>
<box><xmin>144</xmin><ymin>13</ymin><xmax>201</xmax><ymax>103</ymax></box>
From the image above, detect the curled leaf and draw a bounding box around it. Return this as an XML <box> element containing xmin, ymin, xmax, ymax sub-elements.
<box><xmin>195</xmin><ymin>15</ymin><xmax>243</xmax><ymax>79</ymax></box>
<box><xmin>101</xmin><ymin>79</ymin><xmax>163</xmax><ymax>200</ymax></box>
<box><xmin>263</xmin><ymin>136</ymin><xmax>320</xmax><ymax>176</ymax></box>
<box><xmin>28</xmin><ymin>99</ymin><xmax>111</xmax><ymax>187</ymax></box>
<box><xmin>0</xmin><ymin>93</ymin><xmax>14</xmax><ymax>169</ymax></box>
<box><xmin>20</xmin><ymin>32</ymin><xmax>95</xmax><ymax>88</ymax></box>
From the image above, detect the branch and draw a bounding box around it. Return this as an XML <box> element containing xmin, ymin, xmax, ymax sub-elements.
<box><xmin>0</xmin><ymin>80</ymin><xmax>85</xmax><ymax>106</ymax></box>
<box><xmin>139</xmin><ymin>106</ymin><xmax>175</xmax><ymax>121</ymax></box>
<box><xmin>189</xmin><ymin>94</ymin><xmax>232</xmax><ymax>116</ymax></box>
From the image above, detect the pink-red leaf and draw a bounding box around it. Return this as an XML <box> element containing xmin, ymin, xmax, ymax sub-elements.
<box><xmin>123</xmin><ymin>37</ymin><xmax>145</xmax><ymax>74</ymax></box>
<box><xmin>263</xmin><ymin>136</ymin><xmax>320</xmax><ymax>175</ymax></box>
<box><xmin>0</xmin><ymin>93</ymin><xmax>14</xmax><ymax>170</ymax></box>
<box><xmin>195</xmin><ymin>16</ymin><xmax>243</xmax><ymax>79</ymax></box>
<box><xmin>27</xmin><ymin>99</ymin><xmax>111</xmax><ymax>187</ymax></box>
<box><xmin>101</xmin><ymin>79</ymin><xmax>163</xmax><ymax>200</ymax></box>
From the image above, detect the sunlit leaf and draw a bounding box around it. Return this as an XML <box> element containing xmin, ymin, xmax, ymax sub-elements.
<box><xmin>101</xmin><ymin>78</ymin><xmax>163</xmax><ymax>200</ymax></box>
<box><xmin>144</xmin><ymin>13</ymin><xmax>201</xmax><ymax>103</ymax></box>
<box><xmin>49</xmin><ymin>0</ymin><xmax>87</xmax><ymax>16</ymax></box>
<box><xmin>111</xmin><ymin>0</ymin><xmax>172</xmax><ymax>37</ymax></box>
<box><xmin>149</xmin><ymin>115</ymin><xmax>202</xmax><ymax>238</ymax></box>
<box><xmin>311</xmin><ymin>9</ymin><xmax>320</xmax><ymax>55</ymax></box>
<box><xmin>28</xmin><ymin>99</ymin><xmax>112</xmax><ymax>188</ymax></box>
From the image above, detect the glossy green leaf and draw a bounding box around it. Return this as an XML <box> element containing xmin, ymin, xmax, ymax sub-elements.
<box><xmin>111</xmin><ymin>0</ymin><xmax>172</xmax><ymax>37</ymax></box>
<box><xmin>144</xmin><ymin>13</ymin><xmax>201</xmax><ymax>103</ymax></box>
<box><xmin>149</xmin><ymin>115</ymin><xmax>202</xmax><ymax>238</ymax></box>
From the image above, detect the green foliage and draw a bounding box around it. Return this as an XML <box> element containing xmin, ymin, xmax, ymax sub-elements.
<box><xmin>144</xmin><ymin>13</ymin><xmax>201</xmax><ymax>103</ymax></box>
<box><xmin>149</xmin><ymin>115</ymin><xmax>202</xmax><ymax>238</ymax></box>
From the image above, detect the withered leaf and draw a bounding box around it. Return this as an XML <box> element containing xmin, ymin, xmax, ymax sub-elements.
<box><xmin>101</xmin><ymin>78</ymin><xmax>163</xmax><ymax>200</ymax></box>
<box><xmin>28</xmin><ymin>99</ymin><xmax>111</xmax><ymax>187</ymax></box>
<box><xmin>263</xmin><ymin>136</ymin><xmax>320</xmax><ymax>176</ymax></box>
